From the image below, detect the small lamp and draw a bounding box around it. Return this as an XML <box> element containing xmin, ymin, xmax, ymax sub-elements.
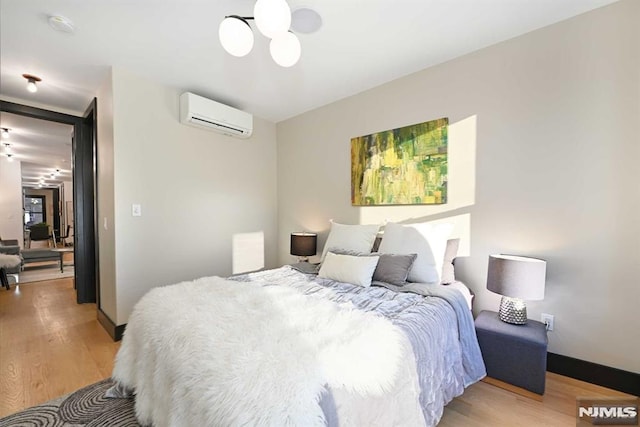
<box><xmin>290</xmin><ymin>232</ymin><xmax>317</xmax><ymax>262</ymax></box>
<box><xmin>487</xmin><ymin>254</ymin><xmax>546</xmax><ymax>325</ymax></box>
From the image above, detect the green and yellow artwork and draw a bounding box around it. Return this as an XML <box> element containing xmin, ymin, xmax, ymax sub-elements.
<box><xmin>351</xmin><ymin>117</ymin><xmax>448</xmax><ymax>205</ymax></box>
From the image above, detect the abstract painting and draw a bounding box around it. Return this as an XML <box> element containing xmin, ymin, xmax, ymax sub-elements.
<box><xmin>351</xmin><ymin>117</ymin><xmax>448</xmax><ymax>205</ymax></box>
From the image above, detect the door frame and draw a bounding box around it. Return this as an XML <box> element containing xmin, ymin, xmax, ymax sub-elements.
<box><xmin>0</xmin><ymin>99</ymin><xmax>99</xmax><ymax>304</ymax></box>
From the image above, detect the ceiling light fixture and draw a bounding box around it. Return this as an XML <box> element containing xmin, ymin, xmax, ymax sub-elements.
<box><xmin>6</xmin><ymin>153</ymin><xmax>14</xmax><ymax>162</ymax></box>
<box><xmin>219</xmin><ymin>0</ymin><xmax>305</xmax><ymax>67</ymax></box>
<box><xmin>219</xmin><ymin>15</ymin><xmax>254</xmax><ymax>57</ymax></box>
<box><xmin>1</xmin><ymin>128</ymin><xmax>9</xmax><ymax>139</ymax></box>
<box><xmin>254</xmin><ymin>0</ymin><xmax>291</xmax><ymax>39</ymax></box>
<box><xmin>23</xmin><ymin>74</ymin><xmax>41</xmax><ymax>93</ymax></box>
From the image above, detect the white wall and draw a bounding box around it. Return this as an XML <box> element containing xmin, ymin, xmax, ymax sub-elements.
<box><xmin>97</xmin><ymin>68</ymin><xmax>117</xmax><ymax>322</ymax></box>
<box><xmin>277</xmin><ymin>0</ymin><xmax>639</xmax><ymax>374</ymax></box>
<box><xmin>0</xmin><ymin>157</ymin><xmax>23</xmax><ymax>245</ymax></box>
<box><xmin>0</xmin><ymin>95</ymin><xmax>84</xmax><ymax>117</ymax></box>
<box><xmin>98</xmin><ymin>68</ymin><xmax>278</xmax><ymax>325</ymax></box>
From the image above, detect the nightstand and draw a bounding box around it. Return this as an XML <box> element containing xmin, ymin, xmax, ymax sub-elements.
<box><xmin>475</xmin><ymin>310</ymin><xmax>548</xmax><ymax>398</ymax></box>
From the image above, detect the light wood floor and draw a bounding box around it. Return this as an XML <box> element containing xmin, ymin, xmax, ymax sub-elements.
<box><xmin>0</xmin><ymin>278</ymin><xmax>120</xmax><ymax>418</ymax></box>
<box><xmin>0</xmin><ymin>278</ymin><xmax>633</xmax><ymax>424</ymax></box>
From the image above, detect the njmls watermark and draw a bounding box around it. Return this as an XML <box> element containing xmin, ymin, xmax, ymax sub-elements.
<box><xmin>577</xmin><ymin>398</ymin><xmax>639</xmax><ymax>426</ymax></box>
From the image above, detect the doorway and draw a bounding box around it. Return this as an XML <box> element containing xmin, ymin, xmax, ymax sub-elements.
<box><xmin>0</xmin><ymin>99</ymin><xmax>99</xmax><ymax>304</ymax></box>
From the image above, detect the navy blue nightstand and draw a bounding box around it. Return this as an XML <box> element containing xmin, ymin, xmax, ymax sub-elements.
<box><xmin>475</xmin><ymin>310</ymin><xmax>548</xmax><ymax>397</ymax></box>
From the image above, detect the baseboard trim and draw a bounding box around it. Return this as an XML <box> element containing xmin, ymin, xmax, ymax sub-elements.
<box><xmin>547</xmin><ymin>352</ymin><xmax>639</xmax><ymax>397</ymax></box>
<box><xmin>97</xmin><ymin>309</ymin><xmax>126</xmax><ymax>342</ymax></box>
<box><xmin>482</xmin><ymin>377</ymin><xmax>543</xmax><ymax>401</ymax></box>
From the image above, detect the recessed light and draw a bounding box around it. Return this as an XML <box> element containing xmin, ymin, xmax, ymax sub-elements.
<box><xmin>1</xmin><ymin>128</ymin><xmax>9</xmax><ymax>139</ymax></box>
<box><xmin>48</xmin><ymin>15</ymin><xmax>75</xmax><ymax>33</ymax></box>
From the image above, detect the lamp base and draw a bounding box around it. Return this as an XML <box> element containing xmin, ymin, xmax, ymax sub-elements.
<box><xmin>297</xmin><ymin>256</ymin><xmax>309</xmax><ymax>263</ymax></box>
<box><xmin>498</xmin><ymin>296</ymin><xmax>528</xmax><ymax>325</ymax></box>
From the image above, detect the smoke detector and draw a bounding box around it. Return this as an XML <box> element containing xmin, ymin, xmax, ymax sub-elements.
<box><xmin>48</xmin><ymin>15</ymin><xmax>75</xmax><ymax>33</ymax></box>
<box><xmin>291</xmin><ymin>7</ymin><xmax>322</xmax><ymax>34</ymax></box>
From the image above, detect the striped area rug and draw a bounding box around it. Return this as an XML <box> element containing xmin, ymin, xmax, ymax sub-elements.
<box><xmin>0</xmin><ymin>379</ymin><xmax>140</xmax><ymax>427</ymax></box>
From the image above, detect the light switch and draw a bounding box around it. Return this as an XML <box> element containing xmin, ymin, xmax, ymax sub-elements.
<box><xmin>103</xmin><ymin>217</ymin><xmax>108</xmax><ymax>230</ymax></box>
<box><xmin>132</xmin><ymin>204</ymin><xmax>142</xmax><ymax>217</ymax></box>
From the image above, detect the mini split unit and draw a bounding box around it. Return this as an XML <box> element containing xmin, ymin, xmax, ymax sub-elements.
<box><xmin>179</xmin><ymin>92</ymin><xmax>253</xmax><ymax>139</ymax></box>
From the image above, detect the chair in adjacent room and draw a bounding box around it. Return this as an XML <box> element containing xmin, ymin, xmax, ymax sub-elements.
<box><xmin>28</xmin><ymin>223</ymin><xmax>53</xmax><ymax>248</ymax></box>
<box><xmin>57</xmin><ymin>225</ymin><xmax>71</xmax><ymax>246</ymax></box>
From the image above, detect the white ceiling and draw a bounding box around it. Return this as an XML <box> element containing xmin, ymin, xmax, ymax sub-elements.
<box><xmin>2</xmin><ymin>1</ymin><xmax>617</xmax><ymax>187</ymax></box>
<box><xmin>0</xmin><ymin>0</ymin><xmax>618</xmax><ymax>123</ymax></box>
<box><xmin>0</xmin><ymin>112</ymin><xmax>73</xmax><ymax>188</ymax></box>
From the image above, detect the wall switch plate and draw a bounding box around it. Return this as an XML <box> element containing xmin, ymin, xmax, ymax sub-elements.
<box><xmin>132</xmin><ymin>204</ymin><xmax>142</xmax><ymax>217</ymax></box>
<box><xmin>541</xmin><ymin>313</ymin><xmax>554</xmax><ymax>331</ymax></box>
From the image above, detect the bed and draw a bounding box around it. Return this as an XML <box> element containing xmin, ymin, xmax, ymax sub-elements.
<box><xmin>109</xmin><ymin>221</ymin><xmax>486</xmax><ymax>426</ymax></box>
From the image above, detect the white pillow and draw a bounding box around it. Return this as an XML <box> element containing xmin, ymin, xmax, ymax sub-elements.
<box><xmin>318</xmin><ymin>252</ymin><xmax>380</xmax><ymax>287</ymax></box>
<box><xmin>321</xmin><ymin>221</ymin><xmax>380</xmax><ymax>261</ymax></box>
<box><xmin>378</xmin><ymin>222</ymin><xmax>453</xmax><ymax>284</ymax></box>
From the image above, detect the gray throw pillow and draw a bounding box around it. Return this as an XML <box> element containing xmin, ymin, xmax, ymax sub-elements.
<box><xmin>440</xmin><ymin>238</ymin><xmax>460</xmax><ymax>284</ymax></box>
<box><xmin>372</xmin><ymin>253</ymin><xmax>417</xmax><ymax>286</ymax></box>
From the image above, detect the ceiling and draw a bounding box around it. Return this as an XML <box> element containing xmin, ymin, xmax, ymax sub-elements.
<box><xmin>0</xmin><ymin>112</ymin><xmax>73</xmax><ymax>188</ymax></box>
<box><xmin>2</xmin><ymin>1</ymin><xmax>618</xmax><ymax>189</ymax></box>
<box><xmin>0</xmin><ymin>0</ymin><xmax>619</xmax><ymax>124</ymax></box>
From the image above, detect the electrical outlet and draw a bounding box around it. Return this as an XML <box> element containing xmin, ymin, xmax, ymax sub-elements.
<box><xmin>541</xmin><ymin>313</ymin><xmax>554</xmax><ymax>331</ymax></box>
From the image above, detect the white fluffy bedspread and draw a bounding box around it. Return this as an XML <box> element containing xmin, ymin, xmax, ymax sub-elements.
<box><xmin>112</xmin><ymin>276</ymin><xmax>424</xmax><ymax>427</ymax></box>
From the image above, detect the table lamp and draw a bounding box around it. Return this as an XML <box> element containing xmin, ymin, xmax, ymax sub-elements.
<box><xmin>290</xmin><ymin>232</ymin><xmax>317</xmax><ymax>262</ymax></box>
<box><xmin>486</xmin><ymin>254</ymin><xmax>546</xmax><ymax>325</ymax></box>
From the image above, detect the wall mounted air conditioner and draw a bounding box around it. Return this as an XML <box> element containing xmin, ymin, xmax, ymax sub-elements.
<box><xmin>179</xmin><ymin>92</ymin><xmax>253</xmax><ymax>139</ymax></box>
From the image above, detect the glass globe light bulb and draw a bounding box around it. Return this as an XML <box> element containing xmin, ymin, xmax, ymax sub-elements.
<box><xmin>270</xmin><ymin>32</ymin><xmax>301</xmax><ymax>67</ymax></box>
<box><xmin>254</xmin><ymin>0</ymin><xmax>291</xmax><ymax>39</ymax></box>
<box><xmin>27</xmin><ymin>79</ymin><xmax>38</xmax><ymax>93</ymax></box>
<box><xmin>219</xmin><ymin>16</ymin><xmax>254</xmax><ymax>57</ymax></box>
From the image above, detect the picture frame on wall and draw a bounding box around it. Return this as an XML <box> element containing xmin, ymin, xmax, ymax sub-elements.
<box><xmin>351</xmin><ymin>117</ymin><xmax>448</xmax><ymax>206</ymax></box>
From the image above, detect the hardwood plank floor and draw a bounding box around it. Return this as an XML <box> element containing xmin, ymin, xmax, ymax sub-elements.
<box><xmin>0</xmin><ymin>278</ymin><xmax>120</xmax><ymax>418</ymax></box>
<box><xmin>0</xmin><ymin>277</ymin><xmax>633</xmax><ymax>424</ymax></box>
<box><xmin>440</xmin><ymin>373</ymin><xmax>633</xmax><ymax>426</ymax></box>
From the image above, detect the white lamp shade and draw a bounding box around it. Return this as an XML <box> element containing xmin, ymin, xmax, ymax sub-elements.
<box><xmin>486</xmin><ymin>254</ymin><xmax>546</xmax><ymax>300</ymax></box>
<box><xmin>219</xmin><ymin>16</ymin><xmax>254</xmax><ymax>57</ymax></box>
<box><xmin>270</xmin><ymin>32</ymin><xmax>301</xmax><ymax>67</ymax></box>
<box><xmin>254</xmin><ymin>0</ymin><xmax>291</xmax><ymax>39</ymax></box>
